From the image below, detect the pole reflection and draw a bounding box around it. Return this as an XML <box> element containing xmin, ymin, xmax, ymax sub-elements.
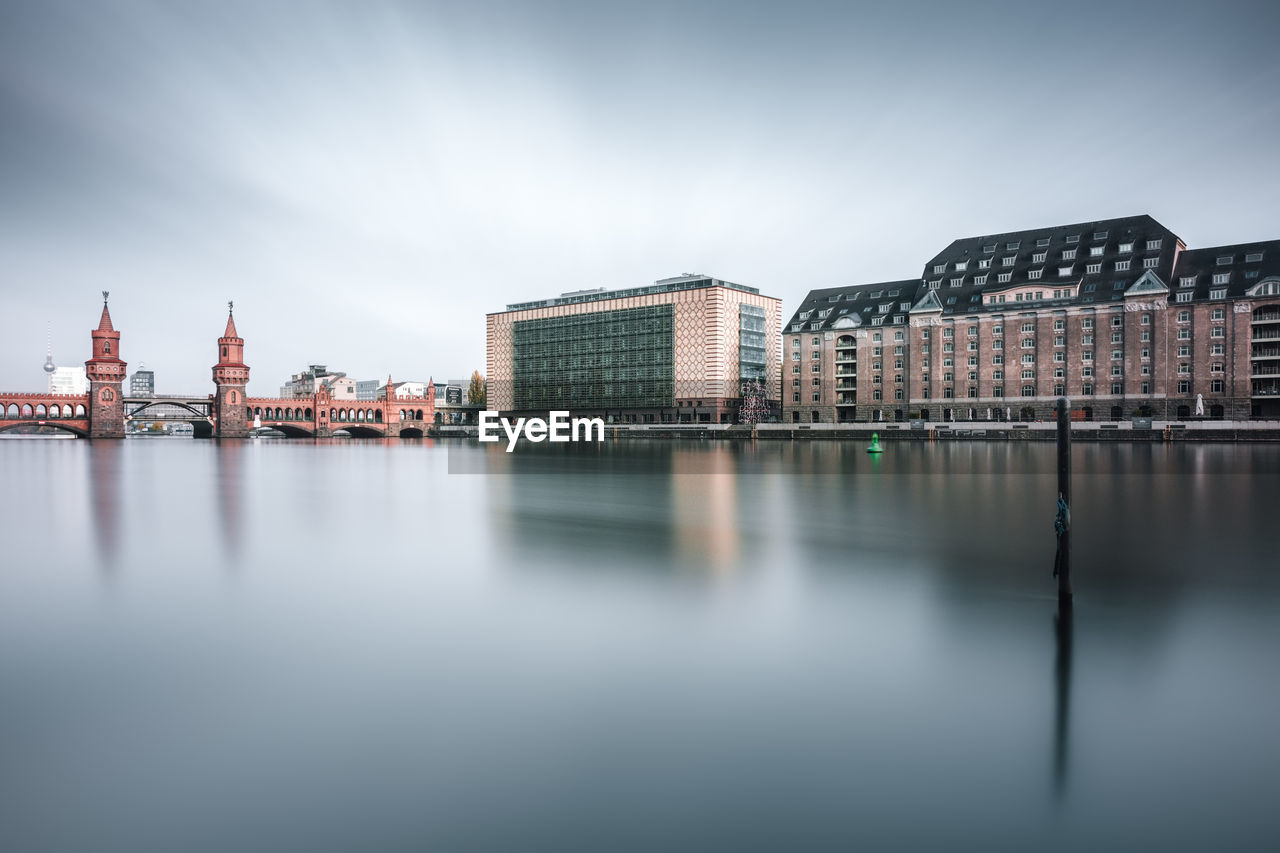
<box><xmin>1052</xmin><ymin>599</ymin><xmax>1074</xmax><ymax>800</ymax></box>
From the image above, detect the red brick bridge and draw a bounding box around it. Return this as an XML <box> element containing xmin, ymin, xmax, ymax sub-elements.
<box><xmin>0</xmin><ymin>297</ymin><xmax>434</xmax><ymax>439</ymax></box>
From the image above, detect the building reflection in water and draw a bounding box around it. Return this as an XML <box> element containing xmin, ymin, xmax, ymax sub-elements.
<box><xmin>217</xmin><ymin>440</ymin><xmax>244</xmax><ymax>563</ymax></box>
<box><xmin>88</xmin><ymin>440</ymin><xmax>122</xmax><ymax>577</ymax></box>
<box><xmin>1053</xmin><ymin>600</ymin><xmax>1074</xmax><ymax>800</ymax></box>
<box><xmin>671</xmin><ymin>448</ymin><xmax>739</xmax><ymax>572</ymax></box>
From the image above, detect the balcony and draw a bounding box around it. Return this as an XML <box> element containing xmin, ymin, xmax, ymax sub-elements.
<box><xmin>836</xmin><ymin>368</ymin><xmax>857</xmax><ymax>376</ymax></box>
<box><xmin>836</xmin><ymin>379</ymin><xmax>857</xmax><ymax>390</ymax></box>
<box><xmin>835</xmin><ymin>355</ymin><xmax>856</xmax><ymax>363</ymax></box>
<box><xmin>1253</xmin><ymin>365</ymin><xmax>1280</xmax><ymax>377</ymax></box>
<box><xmin>836</xmin><ymin>394</ymin><xmax>857</xmax><ymax>405</ymax></box>
<box><xmin>1252</xmin><ymin>329</ymin><xmax>1280</xmax><ymax>341</ymax></box>
<box><xmin>1252</xmin><ymin>379</ymin><xmax>1280</xmax><ymax>397</ymax></box>
<box><xmin>1252</xmin><ymin>346</ymin><xmax>1280</xmax><ymax>359</ymax></box>
<box><xmin>1253</xmin><ymin>309</ymin><xmax>1280</xmax><ymax>323</ymax></box>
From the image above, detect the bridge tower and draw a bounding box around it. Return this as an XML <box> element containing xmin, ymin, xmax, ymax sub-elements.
<box><xmin>213</xmin><ymin>302</ymin><xmax>250</xmax><ymax>438</ymax></box>
<box><xmin>85</xmin><ymin>292</ymin><xmax>127</xmax><ymax>438</ymax></box>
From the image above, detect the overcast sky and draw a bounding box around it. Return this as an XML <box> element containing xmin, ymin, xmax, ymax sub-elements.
<box><xmin>2</xmin><ymin>0</ymin><xmax>1278</xmax><ymax>393</ymax></box>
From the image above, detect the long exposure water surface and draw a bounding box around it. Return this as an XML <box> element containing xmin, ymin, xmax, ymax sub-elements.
<box><xmin>1</xmin><ymin>437</ymin><xmax>1277</xmax><ymax>851</ymax></box>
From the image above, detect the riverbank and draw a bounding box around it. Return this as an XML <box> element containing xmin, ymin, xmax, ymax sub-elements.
<box><xmin>434</xmin><ymin>421</ymin><xmax>1280</xmax><ymax>442</ymax></box>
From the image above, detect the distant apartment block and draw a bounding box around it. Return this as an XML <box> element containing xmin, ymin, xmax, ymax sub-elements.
<box><xmin>129</xmin><ymin>368</ymin><xmax>154</xmax><ymax>397</ymax></box>
<box><xmin>784</xmin><ymin>214</ymin><xmax>1280</xmax><ymax>423</ymax></box>
<box><xmin>487</xmin><ymin>274</ymin><xmax>782</xmax><ymax>423</ymax></box>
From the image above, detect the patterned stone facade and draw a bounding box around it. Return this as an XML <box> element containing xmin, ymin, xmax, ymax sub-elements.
<box><xmin>487</xmin><ymin>276</ymin><xmax>782</xmax><ymax>423</ymax></box>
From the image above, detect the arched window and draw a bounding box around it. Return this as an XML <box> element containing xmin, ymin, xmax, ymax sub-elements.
<box><xmin>228</xmin><ymin>390</ymin><xmax>237</xmax><ymax>404</ymax></box>
<box><xmin>254</xmin><ymin>407</ymin><xmax>262</xmax><ymax>417</ymax></box>
<box><xmin>305</xmin><ymin>408</ymin><xmax>313</xmax><ymax>419</ymax></box>
<box><xmin>221</xmin><ymin>346</ymin><xmax>227</xmax><ymax>357</ymax></box>
<box><xmin>416</xmin><ymin>409</ymin><xmax>423</xmax><ymax>420</ymax></box>
<box><xmin>104</xmin><ymin>342</ymin><xmax>111</xmax><ymax>353</ymax></box>
<box><xmin>400</xmin><ymin>409</ymin><xmax>407</xmax><ymax>420</ymax></box>
<box><xmin>374</xmin><ymin>409</ymin><xmax>383</xmax><ymax>423</ymax></box>
<box><xmin>275</xmin><ymin>407</ymin><xmax>283</xmax><ymax>419</ymax></box>
<box><xmin>35</xmin><ymin>404</ymin><xmax>46</xmax><ymax>417</ymax></box>
<box><xmin>356</xmin><ymin>409</ymin><xmax>365</xmax><ymax>422</ymax></box>
<box><xmin>22</xmin><ymin>404</ymin><xmax>33</xmax><ymax>417</ymax></box>
<box><xmin>62</xmin><ymin>405</ymin><xmax>72</xmax><ymax>417</ymax></box>
<box><xmin>6</xmin><ymin>403</ymin><xmax>19</xmax><ymax>418</ymax></box>
<box><xmin>1248</xmin><ymin>280</ymin><xmax>1280</xmax><ymax>297</ymax></box>
<box><xmin>285</xmin><ymin>408</ymin><xmax>293</xmax><ymax>419</ymax></box>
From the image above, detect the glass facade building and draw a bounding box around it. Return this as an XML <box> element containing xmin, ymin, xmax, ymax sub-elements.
<box><xmin>488</xmin><ymin>275</ymin><xmax>782</xmax><ymax>423</ymax></box>
<box><xmin>513</xmin><ymin>306</ymin><xmax>674</xmax><ymax>411</ymax></box>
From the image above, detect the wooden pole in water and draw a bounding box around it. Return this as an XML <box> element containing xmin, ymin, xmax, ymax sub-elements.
<box><xmin>1056</xmin><ymin>397</ymin><xmax>1072</xmax><ymax>603</ymax></box>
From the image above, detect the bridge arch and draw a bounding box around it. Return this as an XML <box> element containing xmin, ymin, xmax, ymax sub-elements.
<box><xmin>0</xmin><ymin>421</ymin><xmax>88</xmax><ymax>438</ymax></box>
<box><xmin>21</xmin><ymin>404</ymin><xmax>32</xmax><ymax>418</ymax></box>
<box><xmin>400</xmin><ymin>426</ymin><xmax>424</xmax><ymax>438</ymax></box>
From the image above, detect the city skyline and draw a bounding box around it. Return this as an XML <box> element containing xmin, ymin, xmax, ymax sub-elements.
<box><xmin>3</xmin><ymin>0</ymin><xmax>1279</xmax><ymax>393</ymax></box>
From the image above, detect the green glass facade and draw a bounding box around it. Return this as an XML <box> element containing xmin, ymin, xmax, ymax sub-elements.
<box><xmin>512</xmin><ymin>305</ymin><xmax>675</xmax><ymax>410</ymax></box>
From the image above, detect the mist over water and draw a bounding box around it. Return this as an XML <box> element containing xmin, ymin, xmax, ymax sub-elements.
<box><xmin>1</xmin><ymin>438</ymin><xmax>1277</xmax><ymax>851</ymax></box>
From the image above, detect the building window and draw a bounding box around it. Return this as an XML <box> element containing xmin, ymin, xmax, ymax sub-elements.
<box><xmin>1022</xmin><ymin>385</ymin><xmax>1035</xmax><ymax>397</ymax></box>
<box><xmin>1112</xmin><ymin>350</ymin><xmax>1123</xmax><ymax>360</ymax></box>
<box><xmin>1177</xmin><ymin>329</ymin><xmax>1191</xmax><ymax>340</ymax></box>
<box><xmin>998</xmin><ymin>273</ymin><xmax>1011</xmax><ymax>283</ymax></box>
<box><xmin>1147</xmin><ymin>239</ymin><xmax>1162</xmax><ymax>251</ymax></box>
<box><xmin>1211</xmin><ymin>379</ymin><xmax>1225</xmax><ymax>393</ymax></box>
<box><xmin>1176</xmin><ymin>292</ymin><xmax>1192</xmax><ymax>303</ymax></box>
<box><xmin>978</xmin><ymin>259</ymin><xmax>991</xmax><ymax>270</ymax></box>
<box><xmin>812</xmin><ymin>378</ymin><xmax>820</xmax><ymax>386</ymax></box>
<box><xmin>812</xmin><ymin>364</ymin><xmax>821</xmax><ymax>373</ymax></box>
<box><xmin>1180</xmin><ymin>276</ymin><xmax>1196</xmax><ymax>288</ymax></box>
<box><xmin>1143</xmin><ymin>257</ymin><xmax>1159</xmax><ymax>269</ymax></box>
<box><xmin>1090</xmin><ymin>246</ymin><xmax>1105</xmax><ymax>257</ymax></box>
<box><xmin>1033</xmin><ymin>252</ymin><xmax>1047</xmax><ymax>263</ymax></box>
<box><xmin>1177</xmin><ymin>381</ymin><xmax>1190</xmax><ymax>394</ymax></box>
<box><xmin>873</xmin><ymin>389</ymin><xmax>882</xmax><ymax>401</ymax></box>
<box><xmin>1211</xmin><ymin>362</ymin><xmax>1224</xmax><ymax>374</ymax></box>
<box><xmin>792</xmin><ymin>365</ymin><xmax>801</xmax><ymax>374</ymax></box>
<box><xmin>1086</xmin><ymin>263</ymin><xmax>1101</xmax><ymax>274</ymax></box>
<box><xmin>1177</xmin><ymin>311</ymin><xmax>1190</xmax><ymax>322</ymax></box>
<box><xmin>1058</xmin><ymin>266</ymin><xmax>1073</xmax><ymax>277</ymax></box>
<box><xmin>1082</xmin><ymin>383</ymin><xmax>1094</xmax><ymax>395</ymax></box>
<box><xmin>1003</xmin><ymin>256</ymin><xmax>1016</xmax><ymax>267</ymax></box>
<box><xmin>1115</xmin><ymin>260</ymin><xmax>1130</xmax><ymax>271</ymax></box>
<box><xmin>1029</xmin><ymin>269</ymin><xmax>1043</xmax><ymax>280</ymax></box>
<box><xmin>1141</xmin><ymin>330</ymin><xmax>1151</xmax><ymax>342</ymax></box>
<box><xmin>1245</xmin><ymin>252</ymin><xmax>1264</xmax><ymax>263</ymax></box>
<box><xmin>1082</xmin><ymin>351</ymin><xmax>1093</xmax><ymax>361</ymax></box>
<box><xmin>1066</xmin><ymin>235</ymin><xmax>1079</xmax><ymax>244</ymax></box>
<box><xmin>1211</xmin><ymin>326</ymin><xmax>1224</xmax><ymax>338</ymax></box>
<box><xmin>1178</xmin><ymin>345</ymin><xmax>1191</xmax><ymax>357</ymax></box>
<box><xmin>1111</xmin><ymin>382</ymin><xmax>1123</xmax><ymax>395</ymax></box>
<box><xmin>1211</xmin><ymin>308</ymin><xmax>1225</xmax><ymax>320</ymax></box>
<box><xmin>1063</xmin><ymin>249</ymin><xmax>1077</xmax><ymax>260</ymax></box>
<box><xmin>1209</xmin><ymin>288</ymin><xmax>1227</xmax><ymax>299</ymax></box>
<box><xmin>1212</xmin><ymin>272</ymin><xmax>1230</xmax><ymax>285</ymax></box>
<box><xmin>993</xmin><ymin>370</ymin><xmax>1004</xmax><ymax>381</ymax></box>
<box><xmin>813</xmin><ymin>393</ymin><xmax>821</xmax><ymax>402</ymax></box>
<box><xmin>1216</xmin><ymin>255</ymin><xmax>1233</xmax><ymax>266</ymax></box>
<box><xmin>1178</xmin><ymin>364</ymin><xmax>1190</xmax><ymax>375</ymax></box>
<box><xmin>993</xmin><ymin>387</ymin><xmax>1004</xmax><ymax>397</ymax></box>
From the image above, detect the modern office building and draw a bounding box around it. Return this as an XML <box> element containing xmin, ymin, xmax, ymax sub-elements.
<box><xmin>784</xmin><ymin>215</ymin><xmax>1280</xmax><ymax>423</ymax></box>
<box><xmin>355</xmin><ymin>379</ymin><xmax>381</xmax><ymax>401</ymax></box>
<box><xmin>486</xmin><ymin>274</ymin><xmax>782</xmax><ymax>423</ymax></box>
<box><xmin>129</xmin><ymin>368</ymin><xmax>155</xmax><ymax>397</ymax></box>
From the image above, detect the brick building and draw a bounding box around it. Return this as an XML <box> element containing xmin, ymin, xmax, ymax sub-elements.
<box><xmin>784</xmin><ymin>215</ymin><xmax>1280</xmax><ymax>423</ymax></box>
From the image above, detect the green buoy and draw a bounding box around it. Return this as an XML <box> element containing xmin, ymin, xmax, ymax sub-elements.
<box><xmin>867</xmin><ymin>432</ymin><xmax>883</xmax><ymax>453</ymax></box>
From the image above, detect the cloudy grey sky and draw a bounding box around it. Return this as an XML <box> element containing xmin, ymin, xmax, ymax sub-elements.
<box><xmin>2</xmin><ymin>0</ymin><xmax>1278</xmax><ymax>393</ymax></box>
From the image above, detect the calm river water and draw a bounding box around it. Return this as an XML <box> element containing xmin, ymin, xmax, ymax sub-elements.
<box><xmin>1</xmin><ymin>437</ymin><xmax>1278</xmax><ymax>851</ymax></box>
